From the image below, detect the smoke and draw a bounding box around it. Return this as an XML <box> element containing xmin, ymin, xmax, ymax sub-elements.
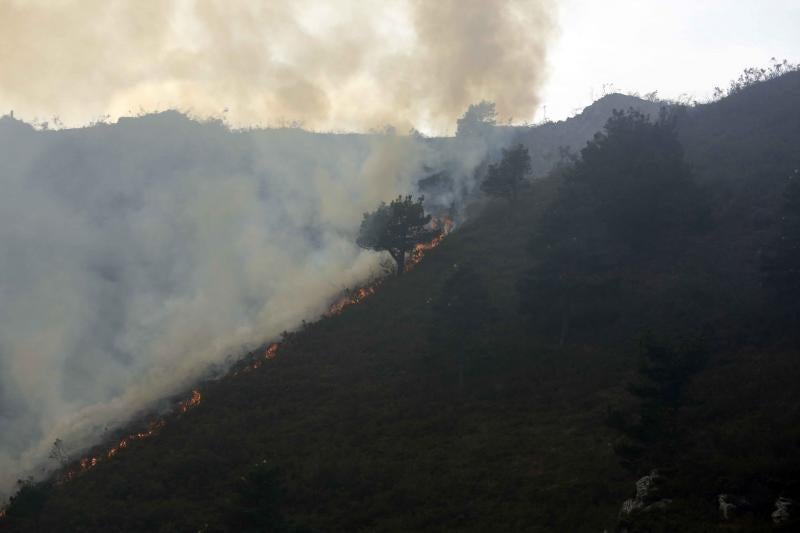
<box><xmin>0</xmin><ymin>0</ymin><xmax>556</xmax><ymax>133</ymax></box>
<box><xmin>0</xmin><ymin>0</ymin><xmax>557</xmax><ymax>500</ymax></box>
<box><xmin>0</xmin><ymin>111</ymin><xmax>500</xmax><ymax>499</ymax></box>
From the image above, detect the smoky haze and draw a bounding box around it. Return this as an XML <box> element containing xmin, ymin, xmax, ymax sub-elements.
<box><xmin>0</xmin><ymin>0</ymin><xmax>556</xmax><ymax>501</ymax></box>
<box><xmin>0</xmin><ymin>111</ymin><xmax>507</xmax><ymax>500</ymax></box>
<box><xmin>0</xmin><ymin>0</ymin><xmax>556</xmax><ymax>133</ymax></box>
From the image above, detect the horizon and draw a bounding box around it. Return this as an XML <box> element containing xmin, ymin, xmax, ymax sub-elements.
<box><xmin>2</xmin><ymin>1</ymin><xmax>798</xmax><ymax>134</ymax></box>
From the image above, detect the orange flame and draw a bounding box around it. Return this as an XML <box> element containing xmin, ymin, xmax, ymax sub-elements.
<box><xmin>327</xmin><ymin>285</ymin><xmax>378</xmax><ymax>316</ymax></box>
<box><xmin>59</xmin><ymin>392</ymin><xmax>197</xmax><ymax>482</ymax></box>
<box><xmin>50</xmin><ymin>215</ymin><xmax>454</xmax><ymax>491</ymax></box>
<box><xmin>266</xmin><ymin>343</ymin><xmax>279</xmax><ymax>359</ymax></box>
<box><xmin>179</xmin><ymin>390</ymin><xmax>202</xmax><ymax>413</ymax></box>
<box><xmin>406</xmin><ymin>216</ymin><xmax>454</xmax><ymax>272</ymax></box>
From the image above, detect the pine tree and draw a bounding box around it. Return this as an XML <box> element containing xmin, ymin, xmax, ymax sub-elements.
<box><xmin>357</xmin><ymin>195</ymin><xmax>436</xmax><ymax>277</ymax></box>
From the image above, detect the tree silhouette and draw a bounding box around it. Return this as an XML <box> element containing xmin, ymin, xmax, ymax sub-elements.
<box><xmin>456</xmin><ymin>101</ymin><xmax>497</xmax><ymax>137</ymax></box>
<box><xmin>429</xmin><ymin>264</ymin><xmax>493</xmax><ymax>390</ymax></box>
<box><xmin>480</xmin><ymin>144</ymin><xmax>531</xmax><ymax>203</ymax></box>
<box><xmin>606</xmin><ymin>333</ymin><xmax>708</xmax><ymax>473</ymax></box>
<box><xmin>761</xmin><ymin>170</ymin><xmax>800</xmax><ymax>325</ymax></box>
<box><xmin>357</xmin><ymin>195</ymin><xmax>435</xmax><ymax>277</ymax></box>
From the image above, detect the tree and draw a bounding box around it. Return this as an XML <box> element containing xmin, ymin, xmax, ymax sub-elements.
<box><xmin>761</xmin><ymin>170</ymin><xmax>800</xmax><ymax>325</ymax></box>
<box><xmin>518</xmin><ymin>110</ymin><xmax>707</xmax><ymax>344</ymax></box>
<box><xmin>4</xmin><ymin>478</ymin><xmax>48</xmax><ymax>530</ymax></box>
<box><xmin>429</xmin><ymin>264</ymin><xmax>494</xmax><ymax>391</ymax></box>
<box><xmin>606</xmin><ymin>333</ymin><xmax>708</xmax><ymax>473</ymax></box>
<box><xmin>480</xmin><ymin>143</ymin><xmax>531</xmax><ymax>203</ymax></box>
<box><xmin>456</xmin><ymin>101</ymin><xmax>496</xmax><ymax>137</ymax></box>
<box><xmin>569</xmin><ymin>108</ymin><xmax>706</xmax><ymax>252</ymax></box>
<box><xmin>48</xmin><ymin>438</ymin><xmax>68</xmax><ymax>467</ymax></box>
<box><xmin>357</xmin><ymin>195</ymin><xmax>435</xmax><ymax>277</ymax></box>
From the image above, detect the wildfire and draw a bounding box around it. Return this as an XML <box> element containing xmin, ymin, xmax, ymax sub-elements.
<box><xmin>179</xmin><ymin>390</ymin><xmax>202</xmax><ymax>413</ymax></box>
<box><xmin>266</xmin><ymin>343</ymin><xmax>279</xmax><ymax>359</ymax></box>
<box><xmin>43</xmin><ymin>214</ymin><xmax>455</xmax><ymax>495</ymax></box>
<box><xmin>60</xmin><ymin>391</ymin><xmax>200</xmax><ymax>483</ymax></box>
<box><xmin>326</xmin><ymin>216</ymin><xmax>455</xmax><ymax>316</ymax></box>
<box><xmin>327</xmin><ymin>285</ymin><xmax>379</xmax><ymax>315</ymax></box>
<box><xmin>406</xmin><ymin>216</ymin><xmax>455</xmax><ymax>272</ymax></box>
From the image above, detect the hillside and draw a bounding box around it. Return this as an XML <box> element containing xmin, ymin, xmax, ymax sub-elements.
<box><xmin>2</xmin><ymin>73</ymin><xmax>800</xmax><ymax>532</ymax></box>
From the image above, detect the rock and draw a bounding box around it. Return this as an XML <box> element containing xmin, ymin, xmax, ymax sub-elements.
<box><xmin>772</xmin><ymin>496</ymin><xmax>793</xmax><ymax>525</ymax></box>
<box><xmin>635</xmin><ymin>470</ymin><xmax>660</xmax><ymax>502</ymax></box>
<box><xmin>621</xmin><ymin>498</ymin><xmax>643</xmax><ymax>516</ymax></box>
<box><xmin>619</xmin><ymin>470</ymin><xmax>665</xmax><ymax>519</ymax></box>
<box><xmin>642</xmin><ymin>499</ymin><xmax>672</xmax><ymax>513</ymax></box>
<box><xmin>718</xmin><ymin>494</ymin><xmax>736</xmax><ymax>520</ymax></box>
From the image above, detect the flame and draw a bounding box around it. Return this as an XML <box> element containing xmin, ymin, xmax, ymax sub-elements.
<box><xmin>406</xmin><ymin>216</ymin><xmax>455</xmax><ymax>272</ymax></box>
<box><xmin>44</xmin><ymin>215</ymin><xmax>454</xmax><ymax>493</ymax></box>
<box><xmin>179</xmin><ymin>390</ymin><xmax>202</xmax><ymax>413</ymax></box>
<box><xmin>325</xmin><ymin>216</ymin><xmax>454</xmax><ymax>316</ymax></box>
<box><xmin>59</xmin><ymin>391</ymin><xmax>198</xmax><ymax>483</ymax></box>
<box><xmin>266</xmin><ymin>343</ymin><xmax>279</xmax><ymax>359</ymax></box>
<box><xmin>327</xmin><ymin>285</ymin><xmax>379</xmax><ymax>315</ymax></box>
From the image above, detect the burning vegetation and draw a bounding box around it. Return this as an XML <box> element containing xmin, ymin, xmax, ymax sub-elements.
<box><xmin>0</xmin><ymin>209</ymin><xmax>455</xmax><ymax>519</ymax></box>
<box><xmin>58</xmin><ymin>390</ymin><xmax>201</xmax><ymax>484</ymax></box>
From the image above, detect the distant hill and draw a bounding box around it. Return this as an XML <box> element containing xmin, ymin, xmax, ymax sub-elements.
<box><xmin>511</xmin><ymin>93</ymin><xmax>664</xmax><ymax>176</ymax></box>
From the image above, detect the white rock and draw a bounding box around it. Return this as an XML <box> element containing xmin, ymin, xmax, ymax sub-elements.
<box><xmin>635</xmin><ymin>470</ymin><xmax>659</xmax><ymax>502</ymax></box>
<box><xmin>718</xmin><ymin>494</ymin><xmax>736</xmax><ymax>521</ymax></box>
<box><xmin>621</xmin><ymin>498</ymin><xmax>643</xmax><ymax>516</ymax></box>
<box><xmin>772</xmin><ymin>496</ymin><xmax>793</xmax><ymax>525</ymax></box>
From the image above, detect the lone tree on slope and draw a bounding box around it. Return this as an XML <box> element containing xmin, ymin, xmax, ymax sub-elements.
<box><xmin>357</xmin><ymin>195</ymin><xmax>435</xmax><ymax>277</ymax></box>
<box><xmin>761</xmin><ymin>170</ymin><xmax>800</xmax><ymax>325</ymax></box>
<box><xmin>480</xmin><ymin>143</ymin><xmax>532</xmax><ymax>203</ymax></box>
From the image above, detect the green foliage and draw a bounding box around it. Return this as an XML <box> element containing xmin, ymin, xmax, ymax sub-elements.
<box><xmin>761</xmin><ymin>170</ymin><xmax>800</xmax><ymax>324</ymax></box>
<box><xmin>480</xmin><ymin>144</ymin><xmax>531</xmax><ymax>202</ymax></box>
<box><xmin>356</xmin><ymin>195</ymin><xmax>434</xmax><ymax>276</ymax></box>
<box><xmin>4</xmin><ymin>478</ymin><xmax>48</xmax><ymax>526</ymax></box>
<box><xmin>225</xmin><ymin>462</ymin><xmax>291</xmax><ymax>532</ymax></box>
<box><xmin>519</xmin><ymin>108</ymin><xmax>710</xmax><ymax>345</ymax></box>
<box><xmin>569</xmin><ymin>108</ymin><xmax>706</xmax><ymax>252</ymax></box>
<box><xmin>717</xmin><ymin>58</ymin><xmax>800</xmax><ymax>99</ymax></box>
<box><xmin>429</xmin><ymin>264</ymin><xmax>494</xmax><ymax>388</ymax></box>
<box><xmin>608</xmin><ymin>333</ymin><xmax>708</xmax><ymax>473</ymax></box>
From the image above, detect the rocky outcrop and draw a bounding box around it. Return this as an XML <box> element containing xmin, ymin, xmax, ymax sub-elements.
<box><xmin>772</xmin><ymin>497</ymin><xmax>793</xmax><ymax>525</ymax></box>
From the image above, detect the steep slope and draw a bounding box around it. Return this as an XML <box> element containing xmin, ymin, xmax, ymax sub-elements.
<box><xmin>3</xmin><ymin>73</ymin><xmax>800</xmax><ymax>532</ymax></box>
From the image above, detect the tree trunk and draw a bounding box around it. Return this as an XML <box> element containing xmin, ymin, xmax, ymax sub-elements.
<box><xmin>559</xmin><ymin>296</ymin><xmax>571</xmax><ymax>347</ymax></box>
<box><xmin>395</xmin><ymin>249</ymin><xmax>406</xmax><ymax>277</ymax></box>
<box><xmin>458</xmin><ymin>352</ymin><xmax>464</xmax><ymax>393</ymax></box>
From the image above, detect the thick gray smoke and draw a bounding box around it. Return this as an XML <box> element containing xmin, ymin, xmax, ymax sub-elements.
<box><xmin>0</xmin><ymin>112</ymin><xmax>502</xmax><ymax>499</ymax></box>
<box><xmin>0</xmin><ymin>0</ymin><xmax>557</xmax><ymax>500</ymax></box>
<box><xmin>0</xmin><ymin>0</ymin><xmax>556</xmax><ymax>133</ymax></box>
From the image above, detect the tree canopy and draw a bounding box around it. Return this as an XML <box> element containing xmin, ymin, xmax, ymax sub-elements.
<box><xmin>761</xmin><ymin>170</ymin><xmax>800</xmax><ymax>324</ymax></box>
<box><xmin>455</xmin><ymin>101</ymin><xmax>497</xmax><ymax>138</ymax></box>
<box><xmin>519</xmin><ymin>109</ymin><xmax>708</xmax><ymax>344</ymax></box>
<box><xmin>356</xmin><ymin>195</ymin><xmax>435</xmax><ymax>276</ymax></box>
<box><xmin>480</xmin><ymin>143</ymin><xmax>531</xmax><ymax>203</ymax></box>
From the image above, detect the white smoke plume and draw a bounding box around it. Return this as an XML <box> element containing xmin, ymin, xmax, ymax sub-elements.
<box><xmin>0</xmin><ymin>0</ymin><xmax>555</xmax><ymax>133</ymax></box>
<box><xmin>0</xmin><ymin>0</ymin><xmax>556</xmax><ymax>499</ymax></box>
<box><xmin>0</xmin><ymin>112</ymin><xmax>498</xmax><ymax>499</ymax></box>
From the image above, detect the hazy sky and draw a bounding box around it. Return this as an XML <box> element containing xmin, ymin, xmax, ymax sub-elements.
<box><xmin>0</xmin><ymin>0</ymin><xmax>798</xmax><ymax>131</ymax></box>
<box><xmin>539</xmin><ymin>0</ymin><xmax>800</xmax><ymax>122</ymax></box>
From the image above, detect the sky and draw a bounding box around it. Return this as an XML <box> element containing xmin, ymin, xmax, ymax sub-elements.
<box><xmin>0</xmin><ymin>0</ymin><xmax>799</xmax><ymax>131</ymax></box>
<box><xmin>538</xmin><ymin>0</ymin><xmax>800</xmax><ymax>122</ymax></box>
